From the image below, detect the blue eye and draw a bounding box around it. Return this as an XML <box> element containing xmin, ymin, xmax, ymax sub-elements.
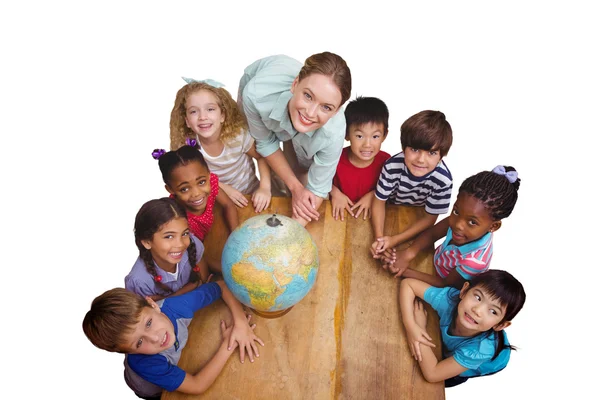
<box><xmin>136</xmin><ymin>338</ymin><xmax>143</xmax><ymax>348</ymax></box>
<box><xmin>146</xmin><ymin>319</ymin><xmax>152</xmax><ymax>328</ymax></box>
<box><xmin>322</xmin><ymin>105</ymin><xmax>332</xmax><ymax>112</ymax></box>
<box><xmin>304</xmin><ymin>93</ymin><xmax>312</xmax><ymax>100</ymax></box>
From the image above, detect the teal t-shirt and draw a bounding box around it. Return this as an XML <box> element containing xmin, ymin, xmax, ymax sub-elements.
<box><xmin>424</xmin><ymin>286</ymin><xmax>510</xmax><ymax>377</ymax></box>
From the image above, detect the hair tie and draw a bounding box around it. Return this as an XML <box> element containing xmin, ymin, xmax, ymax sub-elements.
<box><xmin>492</xmin><ymin>165</ymin><xmax>518</xmax><ymax>183</ymax></box>
<box><xmin>154</xmin><ymin>275</ymin><xmax>163</xmax><ymax>282</ymax></box>
<box><xmin>185</xmin><ymin>138</ymin><xmax>198</xmax><ymax>148</ymax></box>
<box><xmin>152</xmin><ymin>149</ymin><xmax>166</xmax><ymax>160</ymax></box>
<box><xmin>181</xmin><ymin>77</ymin><xmax>225</xmax><ymax>88</ymax></box>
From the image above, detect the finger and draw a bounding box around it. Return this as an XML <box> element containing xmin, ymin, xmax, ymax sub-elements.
<box><xmin>245</xmin><ymin>344</ymin><xmax>255</xmax><ymax>363</ymax></box>
<box><xmin>420</xmin><ymin>338</ymin><xmax>436</xmax><ymax>348</ymax></box>
<box><xmin>239</xmin><ymin>197</ymin><xmax>249</xmax><ymax>206</ymax></box>
<box><xmin>220</xmin><ymin>319</ymin><xmax>226</xmax><ymax>334</ymax></box>
<box><xmin>206</xmin><ymin>274</ymin><xmax>214</xmax><ymax>283</ymax></box>
<box><xmin>294</xmin><ymin>205</ymin><xmax>311</xmax><ymax>222</ymax></box>
<box><xmin>254</xmin><ymin>336</ymin><xmax>265</xmax><ymax>347</ymax></box>
<box><xmin>345</xmin><ymin>205</ymin><xmax>355</xmax><ymax>218</ymax></box>
<box><xmin>415</xmin><ymin>344</ymin><xmax>422</xmax><ymax>362</ymax></box>
<box><xmin>228</xmin><ymin>332</ymin><xmax>235</xmax><ymax>351</ymax></box>
<box><xmin>252</xmin><ymin>342</ymin><xmax>260</xmax><ymax>357</ymax></box>
<box><xmin>239</xmin><ymin>344</ymin><xmax>246</xmax><ymax>363</ymax></box>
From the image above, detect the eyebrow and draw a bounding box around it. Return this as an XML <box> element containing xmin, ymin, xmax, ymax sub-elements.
<box><xmin>474</xmin><ymin>289</ymin><xmax>503</xmax><ymax>314</ymax></box>
<box><xmin>305</xmin><ymin>88</ymin><xmax>336</xmax><ymax>109</ymax></box>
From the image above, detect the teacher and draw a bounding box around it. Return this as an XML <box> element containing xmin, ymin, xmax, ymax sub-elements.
<box><xmin>237</xmin><ymin>52</ymin><xmax>351</xmax><ymax>226</ymax></box>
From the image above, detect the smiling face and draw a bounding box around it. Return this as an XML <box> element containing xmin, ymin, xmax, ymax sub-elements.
<box><xmin>455</xmin><ymin>283</ymin><xmax>510</xmax><ymax>337</ymax></box>
<box><xmin>166</xmin><ymin>161</ymin><xmax>211</xmax><ymax>215</ymax></box>
<box><xmin>184</xmin><ymin>90</ymin><xmax>225</xmax><ymax>141</ymax></box>
<box><xmin>347</xmin><ymin>122</ymin><xmax>386</xmax><ymax>168</ymax></box>
<box><xmin>141</xmin><ymin>217</ymin><xmax>190</xmax><ymax>273</ymax></box>
<box><xmin>288</xmin><ymin>74</ymin><xmax>342</xmax><ymax>133</ymax></box>
<box><xmin>403</xmin><ymin>146</ymin><xmax>442</xmax><ymax>177</ymax></box>
<box><xmin>449</xmin><ymin>192</ymin><xmax>501</xmax><ymax>246</ymax></box>
<box><xmin>121</xmin><ymin>299</ymin><xmax>177</xmax><ymax>355</ymax></box>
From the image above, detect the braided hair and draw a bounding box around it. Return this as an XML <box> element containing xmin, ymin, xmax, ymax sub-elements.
<box><xmin>459</xmin><ymin>166</ymin><xmax>521</xmax><ymax>220</ymax></box>
<box><xmin>134</xmin><ymin>197</ymin><xmax>202</xmax><ymax>295</ymax></box>
<box><xmin>157</xmin><ymin>143</ymin><xmax>209</xmax><ymax>187</ymax></box>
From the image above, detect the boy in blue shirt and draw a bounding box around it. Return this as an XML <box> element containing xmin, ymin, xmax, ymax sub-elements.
<box><xmin>83</xmin><ymin>282</ymin><xmax>263</xmax><ymax>399</ymax></box>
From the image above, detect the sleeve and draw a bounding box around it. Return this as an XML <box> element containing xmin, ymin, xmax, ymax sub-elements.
<box><xmin>425</xmin><ymin>175</ymin><xmax>453</xmax><ymax>215</ymax></box>
<box><xmin>241</xmin><ymin>85</ymin><xmax>281</xmax><ymax>157</ymax></box>
<box><xmin>456</xmin><ymin>248</ymin><xmax>492</xmax><ymax>280</ymax></box>
<box><xmin>374</xmin><ymin>159</ymin><xmax>396</xmax><ymax>201</ymax></box>
<box><xmin>240</xmin><ymin>129</ymin><xmax>255</xmax><ymax>154</ymax></box>
<box><xmin>423</xmin><ymin>286</ymin><xmax>454</xmax><ymax>317</ymax></box>
<box><xmin>306</xmin><ymin>133</ymin><xmax>345</xmax><ymax>198</ymax></box>
<box><xmin>128</xmin><ymin>354</ymin><xmax>186</xmax><ymax>393</ymax></box>
<box><xmin>125</xmin><ymin>277</ymin><xmax>156</xmax><ymax>298</ymax></box>
<box><xmin>453</xmin><ymin>341</ymin><xmax>494</xmax><ymax>370</ymax></box>
<box><xmin>163</xmin><ymin>282</ymin><xmax>223</xmax><ymax>318</ymax></box>
<box><xmin>210</xmin><ymin>173</ymin><xmax>220</xmax><ymax>197</ymax></box>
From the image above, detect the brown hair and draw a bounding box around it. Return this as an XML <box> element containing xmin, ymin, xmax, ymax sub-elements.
<box><xmin>297</xmin><ymin>52</ymin><xmax>352</xmax><ymax>107</ymax></box>
<box><xmin>82</xmin><ymin>288</ymin><xmax>149</xmax><ymax>353</ymax></box>
<box><xmin>400</xmin><ymin>110</ymin><xmax>453</xmax><ymax>157</ymax></box>
<box><xmin>169</xmin><ymin>82</ymin><xmax>248</xmax><ymax>150</ymax></box>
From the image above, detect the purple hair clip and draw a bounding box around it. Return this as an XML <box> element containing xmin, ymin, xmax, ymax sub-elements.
<box><xmin>492</xmin><ymin>165</ymin><xmax>518</xmax><ymax>183</ymax></box>
<box><xmin>185</xmin><ymin>138</ymin><xmax>198</xmax><ymax>148</ymax></box>
<box><xmin>152</xmin><ymin>149</ymin><xmax>166</xmax><ymax>160</ymax></box>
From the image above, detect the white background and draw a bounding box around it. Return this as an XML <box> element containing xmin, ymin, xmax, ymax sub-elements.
<box><xmin>2</xmin><ymin>1</ymin><xmax>597</xmax><ymax>399</ymax></box>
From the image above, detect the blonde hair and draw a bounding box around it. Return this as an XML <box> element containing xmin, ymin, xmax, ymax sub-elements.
<box><xmin>169</xmin><ymin>82</ymin><xmax>248</xmax><ymax>150</ymax></box>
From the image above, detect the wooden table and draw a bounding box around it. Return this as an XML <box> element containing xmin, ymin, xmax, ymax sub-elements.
<box><xmin>163</xmin><ymin>198</ymin><xmax>444</xmax><ymax>400</ymax></box>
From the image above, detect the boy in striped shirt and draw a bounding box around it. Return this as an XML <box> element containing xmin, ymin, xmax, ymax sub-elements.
<box><xmin>370</xmin><ymin>110</ymin><xmax>453</xmax><ymax>261</ymax></box>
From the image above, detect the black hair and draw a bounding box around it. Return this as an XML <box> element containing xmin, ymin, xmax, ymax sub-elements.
<box><xmin>459</xmin><ymin>166</ymin><xmax>520</xmax><ymax>220</ymax></box>
<box><xmin>344</xmin><ymin>96</ymin><xmax>389</xmax><ymax>138</ymax></box>
<box><xmin>156</xmin><ymin>143</ymin><xmax>209</xmax><ymax>186</ymax></box>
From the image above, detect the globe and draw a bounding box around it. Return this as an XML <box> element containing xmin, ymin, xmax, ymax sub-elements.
<box><xmin>221</xmin><ymin>214</ymin><xmax>319</xmax><ymax>318</ymax></box>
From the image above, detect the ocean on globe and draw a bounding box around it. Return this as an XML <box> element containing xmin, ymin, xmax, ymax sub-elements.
<box><xmin>221</xmin><ymin>214</ymin><xmax>319</xmax><ymax>314</ymax></box>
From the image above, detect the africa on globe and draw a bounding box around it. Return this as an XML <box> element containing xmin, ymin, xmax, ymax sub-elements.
<box><xmin>221</xmin><ymin>214</ymin><xmax>319</xmax><ymax>318</ymax></box>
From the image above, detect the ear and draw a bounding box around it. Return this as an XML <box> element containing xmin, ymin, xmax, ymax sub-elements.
<box><xmin>493</xmin><ymin>321</ymin><xmax>511</xmax><ymax>331</ymax></box>
<box><xmin>459</xmin><ymin>281</ymin><xmax>470</xmax><ymax>299</ymax></box>
<box><xmin>291</xmin><ymin>76</ymin><xmax>299</xmax><ymax>93</ymax></box>
<box><xmin>489</xmin><ymin>220</ymin><xmax>502</xmax><ymax>233</ymax></box>
<box><xmin>146</xmin><ymin>297</ymin><xmax>159</xmax><ymax>310</ymax></box>
<box><xmin>165</xmin><ymin>184</ymin><xmax>175</xmax><ymax>196</ymax></box>
<box><xmin>141</xmin><ymin>239</ymin><xmax>152</xmax><ymax>250</ymax></box>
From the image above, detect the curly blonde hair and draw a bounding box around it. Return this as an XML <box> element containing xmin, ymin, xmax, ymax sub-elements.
<box><xmin>169</xmin><ymin>82</ymin><xmax>248</xmax><ymax>150</ymax></box>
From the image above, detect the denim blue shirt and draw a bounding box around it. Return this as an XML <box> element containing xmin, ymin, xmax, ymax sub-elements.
<box><xmin>238</xmin><ymin>54</ymin><xmax>346</xmax><ymax>198</ymax></box>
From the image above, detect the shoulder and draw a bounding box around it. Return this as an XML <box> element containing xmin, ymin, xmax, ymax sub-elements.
<box><xmin>316</xmin><ymin>111</ymin><xmax>346</xmax><ymax>141</ymax></box>
<box><xmin>382</xmin><ymin>152</ymin><xmax>406</xmax><ymax>171</ymax></box>
<box><xmin>424</xmin><ymin>286</ymin><xmax>459</xmax><ymax>314</ymax></box>
<box><xmin>433</xmin><ymin>160</ymin><xmax>453</xmax><ymax>182</ymax></box>
<box><xmin>242</xmin><ymin>55</ymin><xmax>301</xmax><ymax>103</ymax></box>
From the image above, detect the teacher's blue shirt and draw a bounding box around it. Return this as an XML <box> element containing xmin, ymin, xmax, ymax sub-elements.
<box><xmin>238</xmin><ymin>54</ymin><xmax>346</xmax><ymax>198</ymax></box>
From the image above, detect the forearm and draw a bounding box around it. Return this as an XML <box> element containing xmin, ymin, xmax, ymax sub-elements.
<box><xmin>402</xmin><ymin>269</ymin><xmax>446</xmax><ymax>288</ymax></box>
<box><xmin>217</xmin><ymin>281</ymin><xmax>247</xmax><ymax>323</ymax></box>
<box><xmin>417</xmin><ymin>344</ymin><xmax>444</xmax><ymax>382</ymax></box>
<box><xmin>180</xmin><ymin>344</ymin><xmax>233</xmax><ymax>394</ymax></box>
<box><xmin>371</xmin><ymin>198</ymin><xmax>386</xmax><ymax>237</ymax></box>
<box><xmin>399</xmin><ymin>279</ymin><xmax>418</xmax><ymax>327</ymax></box>
<box><xmin>329</xmin><ymin>184</ymin><xmax>342</xmax><ymax>199</ymax></box>
<box><xmin>256</xmin><ymin>157</ymin><xmax>271</xmax><ymax>190</ymax></box>
<box><xmin>390</xmin><ymin>214</ymin><xmax>438</xmax><ymax>247</ymax></box>
<box><xmin>265</xmin><ymin>149</ymin><xmax>303</xmax><ymax>193</ymax></box>
<box><xmin>401</xmin><ymin>216</ymin><xmax>447</xmax><ymax>255</ymax></box>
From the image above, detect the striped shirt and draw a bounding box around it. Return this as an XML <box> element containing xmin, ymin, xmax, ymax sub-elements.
<box><xmin>375</xmin><ymin>152</ymin><xmax>453</xmax><ymax>214</ymax></box>
<box><xmin>198</xmin><ymin>130</ymin><xmax>259</xmax><ymax>195</ymax></box>
<box><xmin>434</xmin><ymin>228</ymin><xmax>494</xmax><ymax>280</ymax></box>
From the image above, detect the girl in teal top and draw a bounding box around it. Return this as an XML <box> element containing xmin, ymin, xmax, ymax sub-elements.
<box><xmin>238</xmin><ymin>52</ymin><xmax>352</xmax><ymax>226</ymax></box>
<box><xmin>399</xmin><ymin>269</ymin><xmax>526</xmax><ymax>387</ymax></box>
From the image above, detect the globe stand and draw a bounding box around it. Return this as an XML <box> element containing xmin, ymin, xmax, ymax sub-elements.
<box><xmin>251</xmin><ymin>306</ymin><xmax>294</xmax><ymax>319</ymax></box>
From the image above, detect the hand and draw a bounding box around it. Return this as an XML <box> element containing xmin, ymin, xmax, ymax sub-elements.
<box><xmin>251</xmin><ymin>187</ymin><xmax>271</xmax><ymax>213</ymax></box>
<box><xmin>291</xmin><ymin>186</ymin><xmax>320</xmax><ymax>221</ymax></box>
<box><xmin>222</xmin><ymin>184</ymin><xmax>248</xmax><ymax>208</ymax></box>
<box><xmin>220</xmin><ymin>319</ymin><xmax>238</xmax><ymax>352</ymax></box>
<box><xmin>331</xmin><ymin>189</ymin><xmax>354</xmax><ymax>221</ymax></box>
<box><xmin>229</xmin><ymin>314</ymin><xmax>265</xmax><ymax>363</ymax></box>
<box><xmin>350</xmin><ymin>191</ymin><xmax>374</xmax><ymax>220</ymax></box>
<box><xmin>406</xmin><ymin>300</ymin><xmax>435</xmax><ymax>362</ymax></box>
<box><xmin>392</xmin><ymin>249</ymin><xmax>415</xmax><ymax>278</ymax></box>
<box><xmin>370</xmin><ymin>236</ymin><xmax>393</xmax><ymax>259</ymax></box>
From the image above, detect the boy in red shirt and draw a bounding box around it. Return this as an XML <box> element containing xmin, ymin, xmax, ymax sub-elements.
<box><xmin>330</xmin><ymin>97</ymin><xmax>391</xmax><ymax>220</ymax></box>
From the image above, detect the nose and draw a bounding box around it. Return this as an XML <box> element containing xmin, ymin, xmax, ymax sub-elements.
<box><xmin>416</xmin><ymin>151</ymin><xmax>426</xmax><ymax>163</ymax></box>
<box><xmin>198</xmin><ymin>110</ymin><xmax>208</xmax><ymax>120</ymax></box>
<box><xmin>472</xmin><ymin>303</ymin><xmax>483</xmax><ymax>317</ymax></box>
<box><xmin>306</xmin><ymin>103</ymin><xmax>318</xmax><ymax>118</ymax></box>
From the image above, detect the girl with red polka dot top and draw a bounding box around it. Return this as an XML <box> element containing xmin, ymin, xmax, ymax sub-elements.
<box><xmin>153</xmin><ymin>139</ymin><xmax>239</xmax><ymax>244</ymax></box>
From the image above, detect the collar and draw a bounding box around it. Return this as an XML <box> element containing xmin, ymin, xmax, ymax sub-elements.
<box><xmin>442</xmin><ymin>228</ymin><xmax>493</xmax><ymax>254</ymax></box>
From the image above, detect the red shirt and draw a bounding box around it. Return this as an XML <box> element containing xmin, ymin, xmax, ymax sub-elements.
<box><xmin>171</xmin><ymin>173</ymin><xmax>219</xmax><ymax>241</ymax></box>
<box><xmin>333</xmin><ymin>147</ymin><xmax>390</xmax><ymax>203</ymax></box>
